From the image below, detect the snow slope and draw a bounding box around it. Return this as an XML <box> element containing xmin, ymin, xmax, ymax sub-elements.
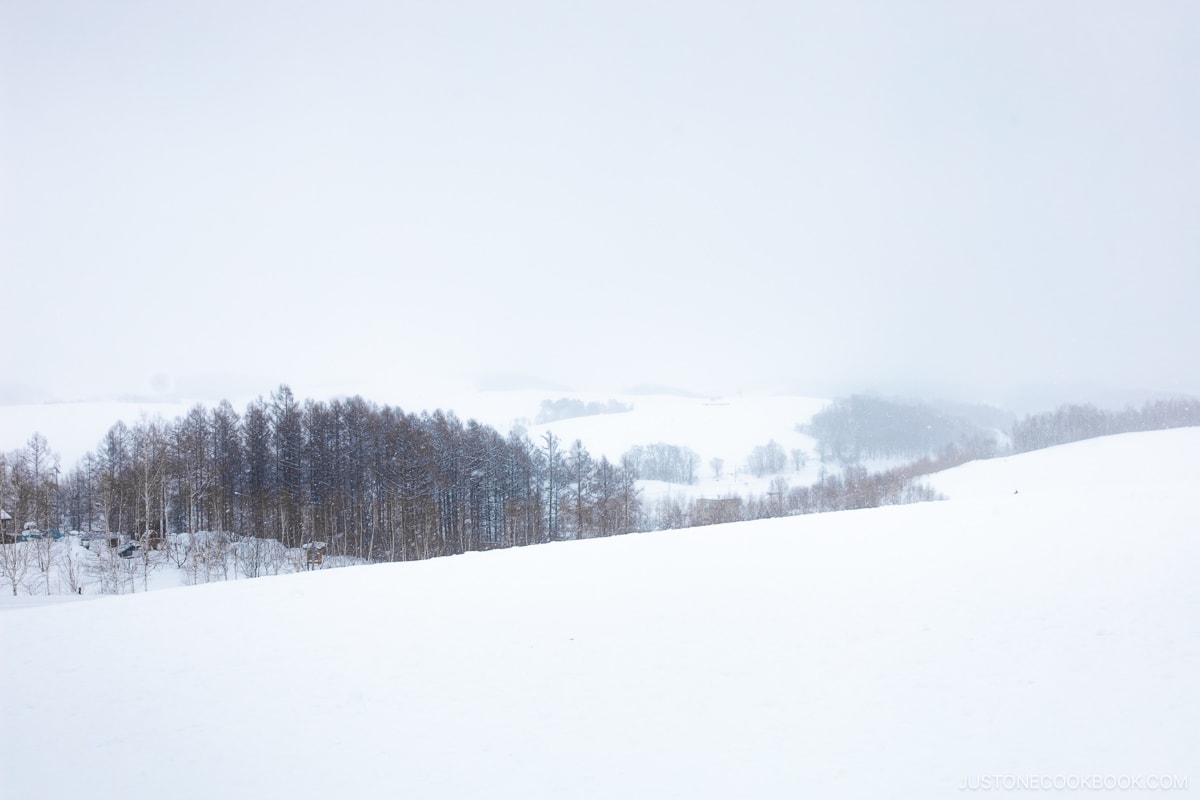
<box><xmin>2</xmin><ymin>429</ymin><xmax>1197</xmax><ymax>798</ymax></box>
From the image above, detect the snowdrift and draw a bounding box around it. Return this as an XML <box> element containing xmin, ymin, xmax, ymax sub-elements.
<box><xmin>2</xmin><ymin>429</ymin><xmax>1197</xmax><ymax>798</ymax></box>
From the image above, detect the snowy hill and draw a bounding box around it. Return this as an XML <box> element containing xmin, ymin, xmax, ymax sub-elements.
<box><xmin>2</xmin><ymin>428</ymin><xmax>1196</xmax><ymax>798</ymax></box>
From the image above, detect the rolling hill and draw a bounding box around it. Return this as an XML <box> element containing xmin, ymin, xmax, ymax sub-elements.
<box><xmin>2</xmin><ymin>427</ymin><xmax>1196</xmax><ymax>798</ymax></box>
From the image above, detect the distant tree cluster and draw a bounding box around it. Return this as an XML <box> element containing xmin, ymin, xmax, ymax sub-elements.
<box><xmin>1011</xmin><ymin>398</ymin><xmax>1200</xmax><ymax>453</ymax></box>
<box><xmin>803</xmin><ymin>395</ymin><xmax>993</xmax><ymax>463</ymax></box>
<box><xmin>782</xmin><ymin>466</ymin><xmax>943</xmax><ymax>515</ymax></box>
<box><xmin>745</xmin><ymin>440</ymin><xmax>788</xmax><ymax>477</ymax></box>
<box><xmin>779</xmin><ymin>435</ymin><xmax>1003</xmax><ymax>517</ymax></box>
<box><xmin>644</xmin><ymin>433</ymin><xmax>997</xmax><ymax>531</ymax></box>
<box><xmin>646</xmin><ymin>466</ymin><xmax>943</xmax><ymax>530</ymax></box>
<box><xmin>1</xmin><ymin>387</ymin><xmax>643</xmax><ymax>569</ymax></box>
<box><xmin>535</xmin><ymin>397</ymin><xmax>632</xmax><ymax>424</ymax></box>
<box><xmin>621</xmin><ymin>442</ymin><xmax>700</xmax><ymax>485</ymax></box>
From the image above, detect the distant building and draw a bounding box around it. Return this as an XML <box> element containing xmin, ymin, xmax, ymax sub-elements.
<box><xmin>693</xmin><ymin>497</ymin><xmax>743</xmax><ymax>526</ymax></box>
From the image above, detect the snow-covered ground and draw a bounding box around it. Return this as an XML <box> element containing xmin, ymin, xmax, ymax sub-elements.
<box><xmin>2</xmin><ymin>428</ymin><xmax>1196</xmax><ymax>798</ymax></box>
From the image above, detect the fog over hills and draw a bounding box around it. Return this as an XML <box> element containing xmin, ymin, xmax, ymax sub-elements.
<box><xmin>3</xmin><ymin>2</ymin><xmax>1197</xmax><ymax>407</ymax></box>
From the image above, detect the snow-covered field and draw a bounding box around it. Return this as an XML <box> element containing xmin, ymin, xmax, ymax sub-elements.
<box><xmin>2</xmin><ymin>427</ymin><xmax>1196</xmax><ymax>798</ymax></box>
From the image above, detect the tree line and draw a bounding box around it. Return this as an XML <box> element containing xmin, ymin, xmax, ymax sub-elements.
<box><xmin>535</xmin><ymin>397</ymin><xmax>632</xmax><ymax>424</ymax></box>
<box><xmin>1</xmin><ymin>386</ymin><xmax>642</xmax><ymax>564</ymax></box>
<box><xmin>1011</xmin><ymin>398</ymin><xmax>1200</xmax><ymax>453</ymax></box>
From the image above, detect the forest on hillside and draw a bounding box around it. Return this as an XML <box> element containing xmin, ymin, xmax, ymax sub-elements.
<box><xmin>1010</xmin><ymin>398</ymin><xmax>1200</xmax><ymax>452</ymax></box>
<box><xmin>802</xmin><ymin>394</ymin><xmax>1200</xmax><ymax>465</ymax></box>
<box><xmin>802</xmin><ymin>395</ymin><xmax>1002</xmax><ymax>463</ymax></box>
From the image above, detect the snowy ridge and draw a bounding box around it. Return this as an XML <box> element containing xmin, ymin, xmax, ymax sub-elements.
<box><xmin>2</xmin><ymin>428</ymin><xmax>1198</xmax><ymax>798</ymax></box>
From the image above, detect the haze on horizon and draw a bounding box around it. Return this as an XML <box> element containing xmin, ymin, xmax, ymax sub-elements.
<box><xmin>2</xmin><ymin>1</ymin><xmax>1197</xmax><ymax>410</ymax></box>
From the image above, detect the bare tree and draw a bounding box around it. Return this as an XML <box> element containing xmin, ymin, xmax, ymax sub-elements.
<box><xmin>0</xmin><ymin>541</ymin><xmax>33</xmax><ymax>596</ymax></box>
<box><xmin>0</xmin><ymin>453</ymin><xmax>32</xmax><ymax>594</ymax></box>
<box><xmin>174</xmin><ymin>404</ymin><xmax>213</xmax><ymax>534</ymax></box>
<box><xmin>540</xmin><ymin>431</ymin><xmax>563</xmax><ymax>541</ymax></box>
<box><xmin>236</xmin><ymin>534</ymin><xmax>284</xmax><ymax>579</ymax></box>
<box><xmin>87</xmin><ymin>540</ymin><xmax>135</xmax><ymax>595</ymax></box>
<box><xmin>565</xmin><ymin>439</ymin><xmax>593</xmax><ymax>539</ymax></box>
<box><xmin>16</xmin><ymin>434</ymin><xmax>59</xmax><ymax>530</ymax></box>
<box><xmin>98</xmin><ymin>422</ymin><xmax>134</xmax><ymax>544</ymax></box>
<box><xmin>201</xmin><ymin>531</ymin><xmax>232</xmax><ymax>582</ymax></box>
<box><xmin>55</xmin><ymin>542</ymin><xmax>85</xmax><ymax>594</ymax></box>
<box><xmin>31</xmin><ymin>532</ymin><xmax>54</xmax><ymax>595</ymax></box>
<box><xmin>767</xmin><ymin>476</ymin><xmax>789</xmax><ymax>517</ymax></box>
<box><xmin>9</xmin><ymin>434</ymin><xmax>62</xmax><ymax>594</ymax></box>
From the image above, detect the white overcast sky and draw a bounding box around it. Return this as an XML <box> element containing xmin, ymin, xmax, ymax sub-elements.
<box><xmin>2</xmin><ymin>1</ymin><xmax>1197</xmax><ymax>407</ymax></box>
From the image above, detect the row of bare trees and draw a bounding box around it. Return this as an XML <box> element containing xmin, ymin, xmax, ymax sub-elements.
<box><xmin>13</xmin><ymin>386</ymin><xmax>643</xmax><ymax>565</ymax></box>
<box><xmin>1011</xmin><ymin>398</ymin><xmax>1200</xmax><ymax>453</ymax></box>
<box><xmin>644</xmin><ymin>435</ymin><xmax>999</xmax><ymax>531</ymax></box>
<box><xmin>647</xmin><ymin>468</ymin><xmax>945</xmax><ymax>531</ymax></box>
